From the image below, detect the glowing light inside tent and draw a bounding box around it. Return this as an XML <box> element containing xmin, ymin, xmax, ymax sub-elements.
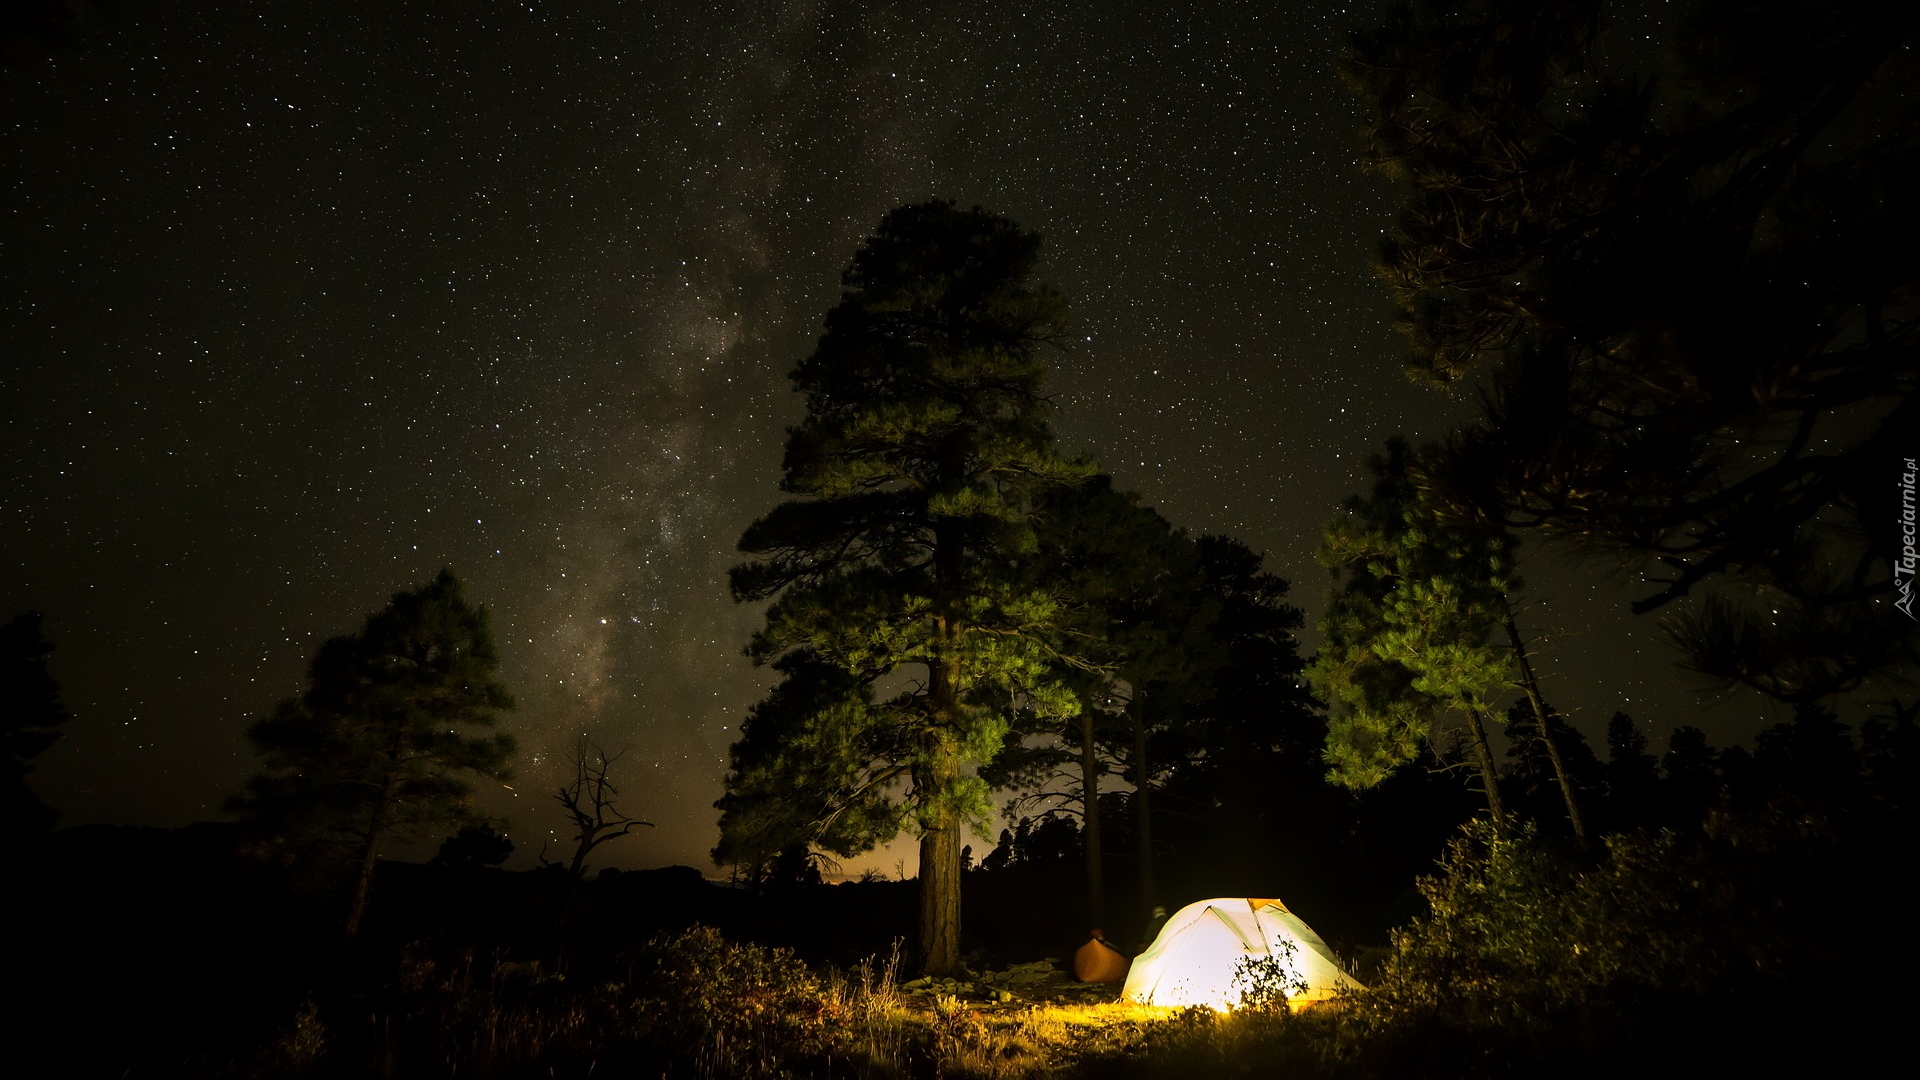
<box><xmin>1122</xmin><ymin>898</ymin><xmax>1364</xmax><ymax>1010</ymax></box>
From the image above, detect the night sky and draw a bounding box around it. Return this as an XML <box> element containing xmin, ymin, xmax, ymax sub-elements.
<box><xmin>4</xmin><ymin>0</ymin><xmax>1773</xmax><ymax>876</ymax></box>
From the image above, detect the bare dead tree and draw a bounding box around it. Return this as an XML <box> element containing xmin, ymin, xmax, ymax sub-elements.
<box><xmin>542</xmin><ymin>736</ymin><xmax>653</xmax><ymax>884</ymax></box>
<box><xmin>541</xmin><ymin>736</ymin><xmax>654</xmax><ymax>960</ymax></box>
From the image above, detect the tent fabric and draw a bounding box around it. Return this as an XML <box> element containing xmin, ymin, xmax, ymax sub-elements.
<box><xmin>1121</xmin><ymin>898</ymin><xmax>1363</xmax><ymax>1008</ymax></box>
<box><xmin>1072</xmin><ymin>934</ymin><xmax>1131</xmax><ymax>983</ymax></box>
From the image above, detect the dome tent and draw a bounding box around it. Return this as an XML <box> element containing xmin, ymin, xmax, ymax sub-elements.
<box><xmin>1121</xmin><ymin>897</ymin><xmax>1363</xmax><ymax>1009</ymax></box>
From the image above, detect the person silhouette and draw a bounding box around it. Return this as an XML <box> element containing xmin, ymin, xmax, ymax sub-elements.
<box><xmin>1137</xmin><ymin>906</ymin><xmax>1169</xmax><ymax>953</ymax></box>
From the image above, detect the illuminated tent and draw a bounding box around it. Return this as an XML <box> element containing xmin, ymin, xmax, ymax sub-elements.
<box><xmin>1121</xmin><ymin>898</ymin><xmax>1363</xmax><ymax>1009</ymax></box>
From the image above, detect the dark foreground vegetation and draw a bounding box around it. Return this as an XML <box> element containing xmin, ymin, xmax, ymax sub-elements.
<box><xmin>12</xmin><ymin>708</ymin><xmax>1911</xmax><ymax>1080</ymax></box>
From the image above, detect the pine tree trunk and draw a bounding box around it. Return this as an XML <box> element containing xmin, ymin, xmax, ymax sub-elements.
<box><xmin>1079</xmin><ymin>708</ymin><xmax>1105</xmax><ymax>929</ymax></box>
<box><xmin>1132</xmin><ymin>697</ymin><xmax>1156</xmax><ymax>909</ymax></box>
<box><xmin>1503</xmin><ymin>606</ymin><xmax>1587</xmax><ymax>841</ymax></box>
<box><xmin>916</xmin><ymin>736</ymin><xmax>964</xmax><ymax>976</ymax></box>
<box><xmin>915</xmin><ymin>434</ymin><xmax>969</xmax><ymax>976</ymax></box>
<box><xmin>343</xmin><ymin>776</ymin><xmax>397</xmax><ymax>943</ymax></box>
<box><xmin>1463</xmin><ymin>704</ymin><xmax>1511</xmax><ymax>839</ymax></box>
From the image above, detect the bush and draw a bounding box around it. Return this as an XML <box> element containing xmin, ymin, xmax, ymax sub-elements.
<box><xmin>1231</xmin><ymin>943</ymin><xmax>1308</xmax><ymax>1014</ymax></box>
<box><xmin>625</xmin><ymin>925</ymin><xmax>840</xmax><ymax>1077</ymax></box>
<box><xmin>1331</xmin><ymin>804</ymin><xmax>1866</xmax><ymax>1072</ymax></box>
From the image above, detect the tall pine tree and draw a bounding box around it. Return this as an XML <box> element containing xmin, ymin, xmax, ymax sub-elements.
<box><xmin>722</xmin><ymin>202</ymin><xmax>1093</xmax><ymax>974</ymax></box>
<box><xmin>987</xmin><ymin>476</ymin><xmax>1223</xmax><ymax>924</ymax></box>
<box><xmin>1153</xmin><ymin>536</ymin><xmax>1322</xmax><ymax>894</ymax></box>
<box><xmin>1310</xmin><ymin>440</ymin><xmax>1515</xmax><ymax>835</ymax></box>
<box><xmin>231</xmin><ymin>570</ymin><xmax>516</xmax><ymax>940</ymax></box>
<box><xmin>1310</xmin><ymin>438</ymin><xmax>1592</xmax><ymax>838</ymax></box>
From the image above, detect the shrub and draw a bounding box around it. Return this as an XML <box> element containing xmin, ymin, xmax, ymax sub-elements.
<box><xmin>625</xmin><ymin>925</ymin><xmax>839</xmax><ymax>1077</ymax></box>
<box><xmin>1231</xmin><ymin>943</ymin><xmax>1308</xmax><ymax>1014</ymax></box>
<box><xmin>1335</xmin><ymin>805</ymin><xmax>1848</xmax><ymax>1068</ymax></box>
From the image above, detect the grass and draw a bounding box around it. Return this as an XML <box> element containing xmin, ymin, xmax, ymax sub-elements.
<box><xmin>206</xmin><ymin>930</ymin><xmax>1267</xmax><ymax>1079</ymax></box>
<box><xmin>769</xmin><ymin>939</ymin><xmax>1171</xmax><ymax>1079</ymax></box>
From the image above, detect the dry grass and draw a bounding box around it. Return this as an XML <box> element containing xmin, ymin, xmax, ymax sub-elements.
<box><xmin>207</xmin><ymin>932</ymin><xmax>1338</xmax><ymax>1079</ymax></box>
<box><xmin>802</xmin><ymin>942</ymin><xmax>1176</xmax><ymax>1079</ymax></box>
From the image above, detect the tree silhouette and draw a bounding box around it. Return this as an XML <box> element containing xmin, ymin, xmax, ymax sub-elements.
<box><xmin>1603</xmin><ymin>712</ymin><xmax>1661</xmax><ymax>830</ymax></box>
<box><xmin>231</xmin><ymin>570</ymin><xmax>516</xmax><ymax>940</ymax></box>
<box><xmin>1860</xmin><ymin>699</ymin><xmax>1919</xmax><ymax>823</ymax></box>
<box><xmin>1350</xmin><ymin>0</ymin><xmax>1920</xmax><ymax>703</ymax></box>
<box><xmin>1</xmin><ymin>611</ymin><xmax>67</xmax><ymax>834</ymax></box>
<box><xmin>714</xmin><ymin>651</ymin><xmax>893</xmax><ymax>871</ymax></box>
<box><xmin>988</xmin><ymin>476</ymin><xmax>1220</xmax><ymax>923</ymax></box>
<box><xmin>1310</xmin><ymin>441</ymin><xmax>1514</xmax><ymax>833</ymax></box>
<box><xmin>544</xmin><ymin>736</ymin><xmax>653</xmax><ymax>881</ymax></box>
<box><xmin>985</xmin><ymin>689</ymin><xmax>1125</xmax><ymax>924</ymax></box>
<box><xmin>432</xmin><ymin>822</ymin><xmax>514</xmax><ymax>869</ymax></box>
<box><xmin>1752</xmin><ymin>701</ymin><xmax>1865</xmax><ymax>814</ymax></box>
<box><xmin>1152</xmin><ymin>535</ymin><xmax>1326</xmax><ymax>910</ymax></box>
<box><xmin>1501</xmin><ymin>698</ymin><xmax>1601</xmax><ymax>834</ymax></box>
<box><xmin>539</xmin><ymin>736</ymin><xmax>652</xmax><ymax>947</ymax></box>
<box><xmin>1661</xmin><ymin>725</ymin><xmax>1722</xmax><ymax>825</ymax></box>
<box><xmin>1310</xmin><ymin>440</ymin><xmax>1589</xmax><ymax>838</ymax></box>
<box><xmin>722</xmin><ymin>201</ymin><xmax>1094</xmax><ymax>974</ymax></box>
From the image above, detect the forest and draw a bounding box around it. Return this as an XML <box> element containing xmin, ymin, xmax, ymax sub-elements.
<box><xmin>5</xmin><ymin>0</ymin><xmax>1916</xmax><ymax>1076</ymax></box>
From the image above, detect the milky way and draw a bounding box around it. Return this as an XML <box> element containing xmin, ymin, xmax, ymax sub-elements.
<box><xmin>4</xmin><ymin>0</ymin><xmax>1775</xmax><ymax>874</ymax></box>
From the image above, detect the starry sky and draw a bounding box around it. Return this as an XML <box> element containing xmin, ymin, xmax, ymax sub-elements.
<box><xmin>3</xmin><ymin>0</ymin><xmax>1782</xmax><ymax>875</ymax></box>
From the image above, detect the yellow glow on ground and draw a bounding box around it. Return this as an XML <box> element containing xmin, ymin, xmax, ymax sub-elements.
<box><xmin>1023</xmin><ymin>1001</ymin><xmax>1177</xmax><ymax>1025</ymax></box>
